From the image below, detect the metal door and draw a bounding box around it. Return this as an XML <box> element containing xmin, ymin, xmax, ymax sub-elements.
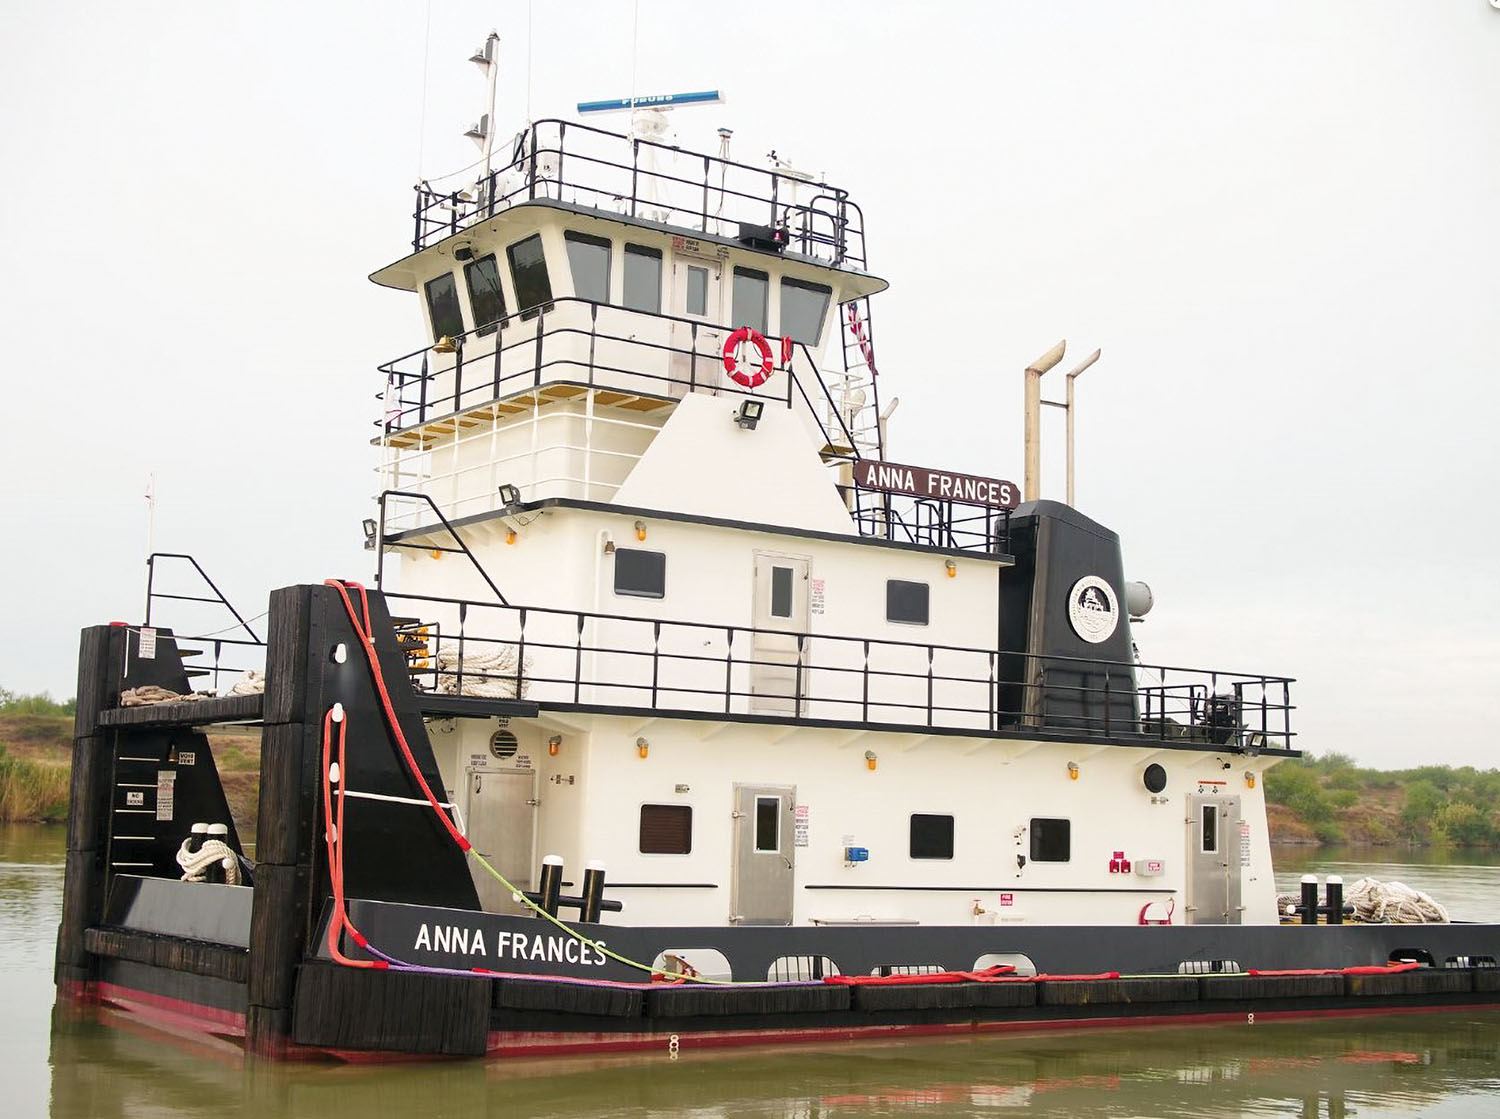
<box><xmin>668</xmin><ymin>253</ymin><xmax>724</xmax><ymax>394</ymax></box>
<box><xmin>464</xmin><ymin>768</ymin><xmax>536</xmax><ymax>915</ymax></box>
<box><xmin>730</xmin><ymin>784</ymin><xmax>796</xmax><ymax>925</ymax></box>
<box><xmin>1185</xmin><ymin>795</ymin><xmax>1242</xmax><ymax>925</ymax></box>
<box><xmin>750</xmin><ymin>553</ymin><xmax>810</xmax><ymax>715</ymax></box>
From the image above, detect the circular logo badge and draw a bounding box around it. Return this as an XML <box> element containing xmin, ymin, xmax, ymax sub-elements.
<box><xmin>1067</xmin><ymin>576</ymin><xmax>1119</xmax><ymax>644</ymax></box>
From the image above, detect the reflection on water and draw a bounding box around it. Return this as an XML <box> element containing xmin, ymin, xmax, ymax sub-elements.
<box><xmin>8</xmin><ymin>826</ymin><xmax>1500</xmax><ymax>1118</ymax></box>
<box><xmin>43</xmin><ymin>1013</ymin><xmax>1500</xmax><ymax>1118</ymax></box>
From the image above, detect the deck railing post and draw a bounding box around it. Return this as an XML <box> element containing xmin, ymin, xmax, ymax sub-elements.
<box><xmin>574</xmin><ymin>614</ymin><xmax>585</xmax><ymax>703</ymax></box>
<box><xmin>651</xmin><ymin>621</ymin><xmax>662</xmax><ymax>707</ymax></box>
<box><xmin>862</xmin><ymin>639</ymin><xmax>871</xmax><ymax>723</ymax></box>
<box><xmin>723</xmin><ymin>628</ymin><xmax>735</xmax><ymax>714</ymax></box>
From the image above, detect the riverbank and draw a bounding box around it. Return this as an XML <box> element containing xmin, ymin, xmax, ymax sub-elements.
<box><xmin>0</xmin><ymin>706</ymin><xmax>261</xmax><ymax>831</ymax></box>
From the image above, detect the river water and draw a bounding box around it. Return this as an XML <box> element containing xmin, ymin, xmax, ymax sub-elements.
<box><xmin>8</xmin><ymin>825</ymin><xmax>1500</xmax><ymax>1118</ymax></box>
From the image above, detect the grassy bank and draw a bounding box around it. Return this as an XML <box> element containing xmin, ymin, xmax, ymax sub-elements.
<box><xmin>0</xmin><ymin>690</ymin><xmax>74</xmax><ymax>824</ymax></box>
<box><xmin>1265</xmin><ymin>751</ymin><xmax>1500</xmax><ymax>847</ymax></box>
<box><xmin>0</xmin><ymin>688</ymin><xmax>260</xmax><ymax>833</ymax></box>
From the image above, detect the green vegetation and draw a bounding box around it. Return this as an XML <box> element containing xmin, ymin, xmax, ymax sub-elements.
<box><xmin>0</xmin><ymin>687</ymin><xmax>74</xmax><ymax>717</ymax></box>
<box><xmin>0</xmin><ymin>690</ymin><xmax>75</xmax><ymax>823</ymax></box>
<box><xmin>0</xmin><ymin>686</ymin><xmax>260</xmax><ymax>833</ymax></box>
<box><xmin>0</xmin><ymin>743</ymin><xmax>70</xmax><ymax>823</ymax></box>
<box><xmin>1265</xmin><ymin>751</ymin><xmax>1500</xmax><ymax>847</ymax></box>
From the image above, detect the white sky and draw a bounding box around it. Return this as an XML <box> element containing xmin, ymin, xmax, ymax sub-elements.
<box><xmin>1</xmin><ymin>2</ymin><xmax>1496</xmax><ymax>768</ymax></box>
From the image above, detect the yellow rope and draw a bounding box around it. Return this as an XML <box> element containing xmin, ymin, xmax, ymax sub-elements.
<box><xmin>466</xmin><ymin>849</ymin><xmax>732</xmax><ymax>985</ymax></box>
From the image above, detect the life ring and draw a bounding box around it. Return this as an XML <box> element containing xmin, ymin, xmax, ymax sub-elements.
<box><xmin>722</xmin><ymin>327</ymin><xmax>775</xmax><ymax>388</ymax></box>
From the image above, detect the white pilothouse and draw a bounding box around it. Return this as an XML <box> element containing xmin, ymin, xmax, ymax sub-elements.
<box><xmin>362</xmin><ymin>96</ymin><xmax>1292</xmax><ymax>943</ymax></box>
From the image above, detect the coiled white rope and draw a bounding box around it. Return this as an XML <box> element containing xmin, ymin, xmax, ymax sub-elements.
<box><xmin>175</xmin><ymin>838</ymin><xmax>242</xmax><ymax>885</ymax></box>
<box><xmin>1347</xmin><ymin>876</ymin><xmax>1449</xmax><ymax>924</ymax></box>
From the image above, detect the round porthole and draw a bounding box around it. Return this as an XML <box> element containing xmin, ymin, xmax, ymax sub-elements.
<box><xmin>489</xmin><ymin>728</ymin><xmax>519</xmax><ymax>759</ymax></box>
<box><xmin>1143</xmin><ymin>763</ymin><xmax>1167</xmax><ymax>794</ymax></box>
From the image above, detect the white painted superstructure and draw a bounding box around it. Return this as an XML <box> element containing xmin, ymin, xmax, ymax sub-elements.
<box><xmin>365</xmin><ymin>114</ymin><xmax>1293</xmax><ymax>938</ymax></box>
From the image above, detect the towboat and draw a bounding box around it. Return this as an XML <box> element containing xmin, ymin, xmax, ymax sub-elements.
<box><xmin>54</xmin><ymin>71</ymin><xmax>1500</xmax><ymax>1060</ymax></box>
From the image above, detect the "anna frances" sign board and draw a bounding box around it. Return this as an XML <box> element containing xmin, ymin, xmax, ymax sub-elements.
<box><xmin>853</xmin><ymin>459</ymin><xmax>1019</xmax><ymax>510</ymax></box>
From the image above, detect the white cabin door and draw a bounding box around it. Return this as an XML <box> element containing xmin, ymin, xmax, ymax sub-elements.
<box><xmin>730</xmin><ymin>783</ymin><xmax>796</xmax><ymax>925</ymax></box>
<box><xmin>1185</xmin><ymin>795</ymin><xmax>1243</xmax><ymax>925</ymax></box>
<box><xmin>667</xmin><ymin>253</ymin><xmax>724</xmax><ymax>395</ymax></box>
<box><xmin>750</xmin><ymin>552</ymin><xmax>810</xmax><ymax>715</ymax></box>
<box><xmin>464</xmin><ymin>767</ymin><xmax>536</xmax><ymax>915</ymax></box>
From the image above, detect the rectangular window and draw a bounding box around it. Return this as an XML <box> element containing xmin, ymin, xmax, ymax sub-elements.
<box><xmin>623</xmin><ymin>244</ymin><xmax>662</xmax><ymax>313</ymax></box>
<box><xmin>780</xmin><ymin>277</ymin><xmax>832</xmax><ymax>346</ymax></box>
<box><xmin>1201</xmin><ymin>805</ymin><xmax>1219</xmax><ymax>853</ymax></box>
<box><xmin>613</xmin><ymin>548</ymin><xmax>665</xmax><ymax>599</ymax></box>
<box><xmin>1030</xmin><ymin>818</ymin><xmax>1071</xmax><ymax>863</ymax></box>
<box><xmin>770</xmin><ymin>565</ymin><xmax>793</xmax><ymax>619</ymax></box>
<box><xmin>564</xmin><ymin>230</ymin><xmax>612</xmax><ymax>305</ymax></box>
<box><xmin>731</xmin><ymin>267</ymin><xmax>769</xmax><ymax>334</ymax></box>
<box><xmin>886</xmin><ymin>580</ymin><xmax>929</xmax><ymax>626</ymax></box>
<box><xmin>639</xmin><ymin>804</ymin><xmax>692</xmax><ymax>854</ymax></box>
<box><xmin>685</xmin><ymin>265</ymin><xmax>708</xmax><ymax>316</ymax></box>
<box><xmin>909</xmin><ymin>814</ymin><xmax>954</xmax><ymax>860</ymax></box>
<box><xmin>424</xmin><ymin>272</ymin><xmax>465</xmax><ymax>342</ymax></box>
<box><xmin>463</xmin><ymin>254</ymin><xmax>506</xmax><ymax>336</ymax></box>
<box><xmin>755</xmin><ymin>796</ymin><xmax>781</xmax><ymax>852</ymax></box>
<box><xmin>506</xmin><ymin>234</ymin><xmax>553</xmax><ymax>320</ymax></box>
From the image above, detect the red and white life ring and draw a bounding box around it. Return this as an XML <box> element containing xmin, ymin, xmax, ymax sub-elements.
<box><xmin>722</xmin><ymin>327</ymin><xmax>775</xmax><ymax>388</ymax></box>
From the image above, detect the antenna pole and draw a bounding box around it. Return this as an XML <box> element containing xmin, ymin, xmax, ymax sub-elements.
<box><xmin>480</xmin><ymin>31</ymin><xmax>500</xmax><ymax>182</ymax></box>
<box><xmin>145</xmin><ymin>472</ymin><xmax>157</xmax><ymax>559</ymax></box>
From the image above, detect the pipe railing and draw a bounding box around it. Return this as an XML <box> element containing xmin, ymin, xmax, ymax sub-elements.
<box><xmin>411</xmin><ymin>119</ymin><xmax>868</xmax><ymax>269</ymax></box>
<box><xmin>383</xmin><ymin>590</ymin><xmax>1296</xmax><ymax>749</ymax></box>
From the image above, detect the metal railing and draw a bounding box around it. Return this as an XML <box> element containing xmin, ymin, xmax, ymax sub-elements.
<box><xmin>143</xmin><ymin>553</ymin><xmax>266</xmax><ymax>693</ymax></box>
<box><xmin>383</xmin><ymin>590</ymin><xmax>1295</xmax><ymax>749</ymax></box>
<box><xmin>412</xmin><ymin>119</ymin><xmax>868</xmax><ymax>270</ymax></box>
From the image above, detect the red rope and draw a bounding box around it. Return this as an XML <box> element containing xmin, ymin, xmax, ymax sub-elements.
<box><xmin>319</xmin><ymin>706</ymin><xmax>384</xmax><ymax>969</ymax></box>
<box><xmin>323</xmin><ymin>579</ymin><xmax>470</xmax><ymax>851</ymax></box>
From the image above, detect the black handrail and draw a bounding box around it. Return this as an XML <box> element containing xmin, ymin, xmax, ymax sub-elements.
<box><xmin>144</xmin><ymin>553</ymin><xmax>261</xmax><ymax>643</ymax></box>
<box><xmin>382</xmin><ymin>588</ymin><xmax>1296</xmax><ymax>748</ymax></box>
<box><xmin>375</xmin><ymin>490</ymin><xmax>509</xmax><ymax>606</ymax></box>
<box><xmin>410</xmin><ymin>119</ymin><xmax>867</xmax><ymax>268</ymax></box>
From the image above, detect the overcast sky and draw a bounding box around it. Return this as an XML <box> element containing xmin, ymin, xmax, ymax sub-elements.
<box><xmin>1</xmin><ymin>2</ymin><xmax>1496</xmax><ymax>769</ymax></box>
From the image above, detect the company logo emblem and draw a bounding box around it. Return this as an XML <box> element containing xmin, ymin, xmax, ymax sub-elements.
<box><xmin>1067</xmin><ymin>576</ymin><xmax>1118</xmax><ymax>644</ymax></box>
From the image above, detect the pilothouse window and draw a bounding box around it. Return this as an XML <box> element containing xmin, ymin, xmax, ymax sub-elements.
<box><xmin>732</xmin><ymin>267</ymin><xmax>769</xmax><ymax>333</ymax></box>
<box><xmin>507</xmin><ymin>234</ymin><xmax>553</xmax><ymax>320</ymax></box>
<box><xmin>463</xmin><ymin>254</ymin><xmax>506</xmax><ymax>335</ymax></box>
<box><xmin>564</xmin><ymin>231</ymin><xmax>612</xmax><ymax>304</ymax></box>
<box><xmin>623</xmin><ymin>244</ymin><xmax>662</xmax><ymax>313</ymax></box>
<box><xmin>780</xmin><ymin>277</ymin><xmax>831</xmax><ymax>345</ymax></box>
<box><xmin>424</xmin><ymin>272</ymin><xmax>464</xmax><ymax>342</ymax></box>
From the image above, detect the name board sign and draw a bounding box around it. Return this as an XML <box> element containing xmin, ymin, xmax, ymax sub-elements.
<box><xmin>853</xmin><ymin>459</ymin><xmax>1019</xmax><ymax>510</ymax></box>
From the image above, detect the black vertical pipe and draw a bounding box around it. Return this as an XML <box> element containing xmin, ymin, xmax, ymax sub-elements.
<box><xmin>580</xmin><ymin>862</ymin><xmax>606</xmax><ymax>923</ymax></box>
<box><xmin>1326</xmin><ymin>875</ymin><xmax>1344</xmax><ymax>925</ymax></box>
<box><xmin>538</xmin><ymin>856</ymin><xmax>563</xmax><ymax>918</ymax></box>
<box><xmin>1300</xmin><ymin>874</ymin><xmax>1319</xmax><ymax>925</ymax></box>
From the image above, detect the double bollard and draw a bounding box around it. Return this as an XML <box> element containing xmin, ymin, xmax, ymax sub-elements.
<box><xmin>1295</xmin><ymin>873</ymin><xmax>1350</xmax><ymax>924</ymax></box>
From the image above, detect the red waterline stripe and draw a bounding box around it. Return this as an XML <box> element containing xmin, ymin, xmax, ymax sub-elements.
<box><xmin>95</xmin><ymin>982</ymin><xmax>246</xmax><ymax>1034</ymax></box>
